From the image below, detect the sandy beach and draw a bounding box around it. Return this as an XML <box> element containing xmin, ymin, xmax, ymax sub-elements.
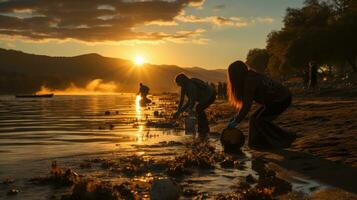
<box><xmin>209</xmin><ymin>88</ymin><xmax>357</xmax><ymax>199</ymax></box>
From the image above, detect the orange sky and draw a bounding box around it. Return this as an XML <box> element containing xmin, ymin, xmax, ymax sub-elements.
<box><xmin>0</xmin><ymin>0</ymin><xmax>304</xmax><ymax>69</ymax></box>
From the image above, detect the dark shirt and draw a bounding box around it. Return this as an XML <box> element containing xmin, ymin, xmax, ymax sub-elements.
<box><xmin>139</xmin><ymin>85</ymin><xmax>149</xmax><ymax>95</ymax></box>
<box><xmin>252</xmin><ymin>72</ymin><xmax>290</xmax><ymax>105</ymax></box>
<box><xmin>178</xmin><ymin>78</ymin><xmax>214</xmax><ymax>112</ymax></box>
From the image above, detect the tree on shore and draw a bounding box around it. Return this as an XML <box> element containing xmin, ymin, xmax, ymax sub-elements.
<box><xmin>246</xmin><ymin>48</ymin><xmax>269</xmax><ymax>73</ymax></box>
<box><xmin>248</xmin><ymin>0</ymin><xmax>357</xmax><ymax>80</ymax></box>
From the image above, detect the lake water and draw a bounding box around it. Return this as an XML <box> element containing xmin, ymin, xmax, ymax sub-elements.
<box><xmin>0</xmin><ymin>94</ymin><xmax>180</xmax><ymax>164</ymax></box>
<box><xmin>0</xmin><ymin>94</ymin><xmax>323</xmax><ymax>199</ymax></box>
<box><xmin>0</xmin><ymin>94</ymin><xmax>258</xmax><ymax>199</ymax></box>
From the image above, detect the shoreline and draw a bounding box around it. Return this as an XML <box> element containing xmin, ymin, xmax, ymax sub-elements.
<box><xmin>1</xmin><ymin>94</ymin><xmax>356</xmax><ymax>199</ymax></box>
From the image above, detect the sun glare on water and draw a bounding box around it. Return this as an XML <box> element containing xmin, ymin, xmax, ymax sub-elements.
<box><xmin>135</xmin><ymin>95</ymin><xmax>142</xmax><ymax>115</ymax></box>
<box><xmin>134</xmin><ymin>55</ymin><xmax>145</xmax><ymax>66</ymax></box>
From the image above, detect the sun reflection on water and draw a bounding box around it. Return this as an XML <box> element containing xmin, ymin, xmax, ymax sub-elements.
<box><xmin>135</xmin><ymin>95</ymin><xmax>144</xmax><ymax>143</ymax></box>
<box><xmin>135</xmin><ymin>95</ymin><xmax>142</xmax><ymax>119</ymax></box>
<box><xmin>136</xmin><ymin>125</ymin><xmax>144</xmax><ymax>143</ymax></box>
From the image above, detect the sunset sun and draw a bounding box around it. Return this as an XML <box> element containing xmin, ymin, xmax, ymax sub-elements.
<box><xmin>134</xmin><ymin>55</ymin><xmax>145</xmax><ymax>66</ymax></box>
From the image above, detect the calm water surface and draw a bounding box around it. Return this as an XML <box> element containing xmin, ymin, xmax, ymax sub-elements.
<box><xmin>0</xmin><ymin>94</ymin><xmax>322</xmax><ymax>199</ymax></box>
<box><xmin>0</xmin><ymin>95</ymin><xmax>177</xmax><ymax>164</ymax></box>
<box><xmin>0</xmin><ymin>94</ymin><xmax>195</xmax><ymax>198</ymax></box>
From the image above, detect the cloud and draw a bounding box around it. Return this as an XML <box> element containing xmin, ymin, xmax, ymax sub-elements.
<box><xmin>176</xmin><ymin>14</ymin><xmax>274</xmax><ymax>28</ymax></box>
<box><xmin>144</xmin><ymin>20</ymin><xmax>178</xmax><ymax>26</ymax></box>
<box><xmin>254</xmin><ymin>17</ymin><xmax>275</xmax><ymax>24</ymax></box>
<box><xmin>213</xmin><ymin>4</ymin><xmax>225</xmax><ymax>11</ymax></box>
<box><xmin>0</xmin><ymin>40</ymin><xmax>15</xmax><ymax>48</ymax></box>
<box><xmin>164</xmin><ymin>28</ymin><xmax>209</xmax><ymax>44</ymax></box>
<box><xmin>176</xmin><ymin>15</ymin><xmax>248</xmax><ymax>28</ymax></box>
<box><xmin>189</xmin><ymin>0</ymin><xmax>205</xmax><ymax>8</ymax></box>
<box><xmin>0</xmin><ymin>0</ymin><xmax>205</xmax><ymax>42</ymax></box>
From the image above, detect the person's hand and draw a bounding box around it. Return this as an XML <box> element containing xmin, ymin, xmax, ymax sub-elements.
<box><xmin>173</xmin><ymin>111</ymin><xmax>180</xmax><ymax>119</ymax></box>
<box><xmin>227</xmin><ymin>117</ymin><xmax>238</xmax><ymax>129</ymax></box>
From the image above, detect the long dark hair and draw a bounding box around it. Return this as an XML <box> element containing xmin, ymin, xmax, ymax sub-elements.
<box><xmin>227</xmin><ymin>60</ymin><xmax>248</xmax><ymax>109</ymax></box>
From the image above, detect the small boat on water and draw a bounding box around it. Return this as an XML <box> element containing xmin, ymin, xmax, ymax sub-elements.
<box><xmin>15</xmin><ymin>93</ymin><xmax>54</xmax><ymax>98</ymax></box>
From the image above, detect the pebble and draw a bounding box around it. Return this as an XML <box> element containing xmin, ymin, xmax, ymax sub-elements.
<box><xmin>150</xmin><ymin>178</ymin><xmax>180</xmax><ymax>200</ymax></box>
<box><xmin>7</xmin><ymin>189</ymin><xmax>20</xmax><ymax>195</ymax></box>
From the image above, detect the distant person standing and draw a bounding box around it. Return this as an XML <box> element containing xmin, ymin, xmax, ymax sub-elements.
<box><xmin>210</xmin><ymin>82</ymin><xmax>217</xmax><ymax>97</ymax></box>
<box><xmin>222</xmin><ymin>82</ymin><xmax>227</xmax><ymax>99</ymax></box>
<box><xmin>303</xmin><ymin>68</ymin><xmax>309</xmax><ymax>89</ymax></box>
<box><xmin>137</xmin><ymin>83</ymin><xmax>150</xmax><ymax>100</ymax></box>
<box><xmin>309</xmin><ymin>61</ymin><xmax>318</xmax><ymax>91</ymax></box>
<box><xmin>217</xmin><ymin>82</ymin><xmax>223</xmax><ymax>99</ymax></box>
<box><xmin>173</xmin><ymin>74</ymin><xmax>216</xmax><ymax>138</ymax></box>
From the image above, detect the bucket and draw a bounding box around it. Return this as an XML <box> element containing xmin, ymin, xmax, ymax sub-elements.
<box><xmin>185</xmin><ymin>116</ymin><xmax>196</xmax><ymax>134</ymax></box>
<box><xmin>220</xmin><ymin>128</ymin><xmax>245</xmax><ymax>152</ymax></box>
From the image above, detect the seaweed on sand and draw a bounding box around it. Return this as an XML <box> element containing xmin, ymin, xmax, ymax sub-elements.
<box><xmin>29</xmin><ymin>161</ymin><xmax>80</xmax><ymax>186</ymax></box>
<box><xmin>221</xmin><ymin>159</ymin><xmax>292</xmax><ymax>200</ymax></box>
<box><xmin>7</xmin><ymin>188</ymin><xmax>21</xmax><ymax>196</ymax></box>
<box><xmin>167</xmin><ymin>140</ymin><xmax>247</xmax><ymax>177</ymax></box>
<box><xmin>61</xmin><ymin>180</ymin><xmax>139</xmax><ymax>200</ymax></box>
<box><xmin>215</xmin><ymin>188</ymin><xmax>274</xmax><ymax>200</ymax></box>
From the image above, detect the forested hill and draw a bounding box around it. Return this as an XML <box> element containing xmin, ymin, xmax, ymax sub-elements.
<box><xmin>0</xmin><ymin>48</ymin><xmax>226</xmax><ymax>94</ymax></box>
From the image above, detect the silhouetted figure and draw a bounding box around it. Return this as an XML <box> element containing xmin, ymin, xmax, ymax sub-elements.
<box><xmin>227</xmin><ymin>60</ymin><xmax>295</xmax><ymax>149</ymax></box>
<box><xmin>308</xmin><ymin>61</ymin><xmax>318</xmax><ymax>91</ymax></box>
<box><xmin>217</xmin><ymin>82</ymin><xmax>223</xmax><ymax>99</ymax></box>
<box><xmin>210</xmin><ymin>82</ymin><xmax>217</xmax><ymax>96</ymax></box>
<box><xmin>173</xmin><ymin>73</ymin><xmax>216</xmax><ymax>138</ymax></box>
<box><xmin>137</xmin><ymin>83</ymin><xmax>150</xmax><ymax>103</ymax></box>
<box><xmin>222</xmin><ymin>82</ymin><xmax>227</xmax><ymax>99</ymax></box>
<box><xmin>303</xmin><ymin>68</ymin><xmax>309</xmax><ymax>89</ymax></box>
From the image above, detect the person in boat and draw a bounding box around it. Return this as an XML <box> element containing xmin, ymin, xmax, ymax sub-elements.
<box><xmin>173</xmin><ymin>73</ymin><xmax>216</xmax><ymax>138</ymax></box>
<box><xmin>226</xmin><ymin>60</ymin><xmax>295</xmax><ymax>149</ymax></box>
<box><xmin>137</xmin><ymin>83</ymin><xmax>150</xmax><ymax>103</ymax></box>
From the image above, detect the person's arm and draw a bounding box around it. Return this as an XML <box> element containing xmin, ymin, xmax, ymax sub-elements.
<box><xmin>233</xmin><ymin>96</ymin><xmax>253</xmax><ymax>124</ymax></box>
<box><xmin>180</xmin><ymin>102</ymin><xmax>190</xmax><ymax>113</ymax></box>
<box><xmin>173</xmin><ymin>88</ymin><xmax>186</xmax><ymax>118</ymax></box>
<box><xmin>176</xmin><ymin>87</ymin><xmax>185</xmax><ymax>112</ymax></box>
<box><xmin>228</xmin><ymin>77</ymin><xmax>257</xmax><ymax>128</ymax></box>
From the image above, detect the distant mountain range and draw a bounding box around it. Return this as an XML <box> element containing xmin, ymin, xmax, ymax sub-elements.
<box><xmin>0</xmin><ymin>48</ymin><xmax>226</xmax><ymax>94</ymax></box>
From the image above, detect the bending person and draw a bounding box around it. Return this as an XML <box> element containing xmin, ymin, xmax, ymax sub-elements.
<box><xmin>226</xmin><ymin>60</ymin><xmax>295</xmax><ymax>149</ymax></box>
<box><xmin>137</xmin><ymin>83</ymin><xmax>150</xmax><ymax>100</ymax></box>
<box><xmin>173</xmin><ymin>73</ymin><xmax>216</xmax><ymax>138</ymax></box>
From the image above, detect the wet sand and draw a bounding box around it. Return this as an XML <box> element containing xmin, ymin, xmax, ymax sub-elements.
<box><xmin>210</xmin><ymin>94</ymin><xmax>357</xmax><ymax>199</ymax></box>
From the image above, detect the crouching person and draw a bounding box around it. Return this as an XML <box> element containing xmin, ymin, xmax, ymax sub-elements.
<box><xmin>226</xmin><ymin>61</ymin><xmax>296</xmax><ymax>149</ymax></box>
<box><xmin>173</xmin><ymin>73</ymin><xmax>216</xmax><ymax>138</ymax></box>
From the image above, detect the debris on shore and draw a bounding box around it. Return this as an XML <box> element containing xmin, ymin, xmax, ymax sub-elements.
<box><xmin>61</xmin><ymin>180</ymin><xmax>140</xmax><ymax>200</ymax></box>
<box><xmin>150</xmin><ymin>178</ymin><xmax>180</xmax><ymax>200</ymax></box>
<box><xmin>23</xmin><ymin>138</ymin><xmax>300</xmax><ymax>200</ymax></box>
<box><xmin>2</xmin><ymin>177</ymin><xmax>15</xmax><ymax>185</ymax></box>
<box><xmin>30</xmin><ymin>161</ymin><xmax>80</xmax><ymax>186</ymax></box>
<box><xmin>7</xmin><ymin>188</ymin><xmax>20</xmax><ymax>196</ymax></box>
<box><xmin>146</xmin><ymin>120</ymin><xmax>178</xmax><ymax>128</ymax></box>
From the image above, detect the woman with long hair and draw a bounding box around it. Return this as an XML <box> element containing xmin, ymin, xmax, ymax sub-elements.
<box><xmin>227</xmin><ymin>60</ymin><xmax>295</xmax><ymax>149</ymax></box>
